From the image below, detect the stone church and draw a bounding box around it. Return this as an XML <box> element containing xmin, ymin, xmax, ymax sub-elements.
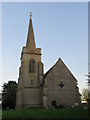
<box><xmin>16</xmin><ymin>15</ymin><xmax>81</xmax><ymax>109</ymax></box>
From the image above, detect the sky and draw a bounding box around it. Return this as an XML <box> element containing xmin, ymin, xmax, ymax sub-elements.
<box><xmin>0</xmin><ymin>0</ymin><xmax>89</xmax><ymax>2</ymax></box>
<box><xmin>89</xmin><ymin>2</ymin><xmax>90</xmax><ymax>73</ymax></box>
<box><xmin>0</xmin><ymin>2</ymin><xmax>2</xmax><ymax>93</ymax></box>
<box><xmin>1</xmin><ymin>2</ymin><xmax>88</xmax><ymax>93</ymax></box>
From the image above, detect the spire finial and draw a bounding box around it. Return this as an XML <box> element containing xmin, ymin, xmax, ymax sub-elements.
<box><xmin>30</xmin><ymin>12</ymin><xmax>32</xmax><ymax>18</ymax></box>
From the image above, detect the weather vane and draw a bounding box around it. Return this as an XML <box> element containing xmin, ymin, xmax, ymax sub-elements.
<box><xmin>30</xmin><ymin>12</ymin><xmax>32</xmax><ymax>18</ymax></box>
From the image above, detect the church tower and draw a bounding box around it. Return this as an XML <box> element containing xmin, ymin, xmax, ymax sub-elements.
<box><xmin>16</xmin><ymin>14</ymin><xmax>44</xmax><ymax>109</ymax></box>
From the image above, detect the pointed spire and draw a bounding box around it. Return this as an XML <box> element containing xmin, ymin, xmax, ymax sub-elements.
<box><xmin>26</xmin><ymin>13</ymin><xmax>36</xmax><ymax>50</ymax></box>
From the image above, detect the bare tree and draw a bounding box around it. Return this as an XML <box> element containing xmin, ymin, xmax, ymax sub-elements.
<box><xmin>81</xmin><ymin>88</ymin><xmax>89</xmax><ymax>102</ymax></box>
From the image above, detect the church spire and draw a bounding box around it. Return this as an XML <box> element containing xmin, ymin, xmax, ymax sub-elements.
<box><xmin>26</xmin><ymin>13</ymin><xmax>36</xmax><ymax>50</ymax></box>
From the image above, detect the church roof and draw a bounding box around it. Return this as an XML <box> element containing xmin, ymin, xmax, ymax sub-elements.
<box><xmin>26</xmin><ymin>14</ymin><xmax>36</xmax><ymax>50</ymax></box>
<box><xmin>44</xmin><ymin>58</ymin><xmax>77</xmax><ymax>82</ymax></box>
<box><xmin>44</xmin><ymin>63</ymin><xmax>55</xmax><ymax>79</ymax></box>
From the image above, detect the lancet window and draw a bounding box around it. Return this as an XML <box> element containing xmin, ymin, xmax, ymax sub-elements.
<box><xmin>29</xmin><ymin>59</ymin><xmax>35</xmax><ymax>72</ymax></box>
<box><xmin>31</xmin><ymin>80</ymin><xmax>33</xmax><ymax>86</ymax></box>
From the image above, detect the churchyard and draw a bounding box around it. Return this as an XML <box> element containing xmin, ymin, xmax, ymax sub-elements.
<box><xmin>2</xmin><ymin>107</ymin><xmax>89</xmax><ymax>119</ymax></box>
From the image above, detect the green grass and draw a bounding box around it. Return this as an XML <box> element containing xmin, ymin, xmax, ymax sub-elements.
<box><xmin>2</xmin><ymin>108</ymin><xmax>89</xmax><ymax>118</ymax></box>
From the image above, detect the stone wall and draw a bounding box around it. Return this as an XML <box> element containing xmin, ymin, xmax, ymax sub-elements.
<box><xmin>43</xmin><ymin>58</ymin><xmax>81</xmax><ymax>108</ymax></box>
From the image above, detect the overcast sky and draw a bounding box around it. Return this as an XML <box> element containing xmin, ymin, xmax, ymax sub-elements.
<box><xmin>0</xmin><ymin>2</ymin><xmax>88</xmax><ymax>93</ymax></box>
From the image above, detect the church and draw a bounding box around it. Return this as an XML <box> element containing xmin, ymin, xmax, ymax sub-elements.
<box><xmin>16</xmin><ymin>14</ymin><xmax>81</xmax><ymax>109</ymax></box>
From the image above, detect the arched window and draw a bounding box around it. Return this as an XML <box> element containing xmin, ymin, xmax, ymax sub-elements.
<box><xmin>29</xmin><ymin>59</ymin><xmax>35</xmax><ymax>72</ymax></box>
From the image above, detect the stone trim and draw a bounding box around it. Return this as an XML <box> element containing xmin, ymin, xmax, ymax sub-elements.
<box><xmin>24</xmin><ymin>87</ymin><xmax>41</xmax><ymax>89</ymax></box>
<box><xmin>23</xmin><ymin>52</ymin><xmax>42</xmax><ymax>55</ymax></box>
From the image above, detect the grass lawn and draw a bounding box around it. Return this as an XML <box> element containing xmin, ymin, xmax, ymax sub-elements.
<box><xmin>2</xmin><ymin>108</ymin><xmax>89</xmax><ymax>118</ymax></box>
